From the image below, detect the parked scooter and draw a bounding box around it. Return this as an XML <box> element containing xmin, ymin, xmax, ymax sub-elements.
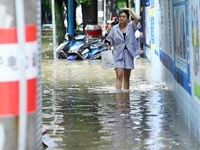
<box><xmin>56</xmin><ymin>30</ymin><xmax>86</xmax><ymax>59</ymax></box>
<box><xmin>56</xmin><ymin>33</ymin><xmax>73</xmax><ymax>59</ymax></box>
<box><xmin>77</xmin><ymin>39</ymin><xmax>100</xmax><ymax>59</ymax></box>
<box><xmin>67</xmin><ymin>38</ymin><xmax>103</xmax><ymax>60</ymax></box>
<box><xmin>56</xmin><ymin>32</ymin><xmax>107</xmax><ymax>60</ymax></box>
<box><xmin>67</xmin><ymin>34</ymin><xmax>87</xmax><ymax>60</ymax></box>
<box><xmin>88</xmin><ymin>41</ymin><xmax>108</xmax><ymax>59</ymax></box>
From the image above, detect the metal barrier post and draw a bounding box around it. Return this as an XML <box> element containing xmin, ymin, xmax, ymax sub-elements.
<box><xmin>0</xmin><ymin>0</ymin><xmax>42</xmax><ymax>149</ymax></box>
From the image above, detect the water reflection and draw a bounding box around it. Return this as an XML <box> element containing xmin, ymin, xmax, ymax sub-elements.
<box><xmin>115</xmin><ymin>90</ymin><xmax>130</xmax><ymax>115</ymax></box>
<box><xmin>112</xmin><ymin>91</ymin><xmax>136</xmax><ymax>149</ymax></box>
<box><xmin>42</xmin><ymin>59</ymin><xmax>200</xmax><ymax>150</ymax></box>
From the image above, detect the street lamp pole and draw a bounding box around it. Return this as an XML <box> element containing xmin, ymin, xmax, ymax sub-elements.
<box><xmin>103</xmin><ymin>0</ymin><xmax>106</xmax><ymax>34</ymax></box>
<box><xmin>68</xmin><ymin>0</ymin><xmax>74</xmax><ymax>37</ymax></box>
<box><xmin>51</xmin><ymin>0</ymin><xmax>57</xmax><ymax>62</ymax></box>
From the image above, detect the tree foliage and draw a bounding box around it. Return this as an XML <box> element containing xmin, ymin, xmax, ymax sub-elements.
<box><xmin>42</xmin><ymin>0</ymin><xmax>66</xmax><ymax>45</ymax></box>
<box><xmin>75</xmin><ymin>0</ymin><xmax>91</xmax><ymax>6</ymax></box>
<box><xmin>117</xmin><ymin>0</ymin><xmax>127</xmax><ymax>9</ymax></box>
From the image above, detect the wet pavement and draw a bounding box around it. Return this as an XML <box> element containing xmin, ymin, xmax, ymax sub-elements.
<box><xmin>42</xmin><ymin>58</ymin><xmax>200</xmax><ymax>150</ymax></box>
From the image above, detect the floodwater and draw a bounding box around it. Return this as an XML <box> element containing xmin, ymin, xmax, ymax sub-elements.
<box><xmin>42</xmin><ymin>58</ymin><xmax>200</xmax><ymax>150</ymax></box>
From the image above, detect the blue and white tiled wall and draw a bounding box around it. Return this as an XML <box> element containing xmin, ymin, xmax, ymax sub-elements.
<box><xmin>143</xmin><ymin>0</ymin><xmax>200</xmax><ymax>141</ymax></box>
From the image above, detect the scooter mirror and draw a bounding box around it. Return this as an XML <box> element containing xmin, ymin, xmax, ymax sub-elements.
<box><xmin>65</xmin><ymin>34</ymin><xmax>69</xmax><ymax>40</ymax></box>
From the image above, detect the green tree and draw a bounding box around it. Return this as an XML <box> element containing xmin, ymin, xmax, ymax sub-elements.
<box><xmin>42</xmin><ymin>0</ymin><xmax>98</xmax><ymax>44</ymax></box>
<box><xmin>41</xmin><ymin>0</ymin><xmax>52</xmax><ymax>24</ymax></box>
<box><xmin>76</xmin><ymin>0</ymin><xmax>97</xmax><ymax>31</ymax></box>
<box><xmin>55</xmin><ymin>0</ymin><xmax>66</xmax><ymax>45</ymax></box>
<box><xmin>42</xmin><ymin>0</ymin><xmax>66</xmax><ymax>44</ymax></box>
<box><xmin>75</xmin><ymin>0</ymin><xmax>91</xmax><ymax>6</ymax></box>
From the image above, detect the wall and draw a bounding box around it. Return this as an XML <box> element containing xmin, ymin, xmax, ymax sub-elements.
<box><xmin>143</xmin><ymin>0</ymin><xmax>200</xmax><ymax>141</ymax></box>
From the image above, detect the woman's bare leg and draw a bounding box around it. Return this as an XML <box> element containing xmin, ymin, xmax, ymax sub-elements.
<box><xmin>115</xmin><ymin>68</ymin><xmax>124</xmax><ymax>90</ymax></box>
<box><xmin>123</xmin><ymin>69</ymin><xmax>131</xmax><ymax>89</ymax></box>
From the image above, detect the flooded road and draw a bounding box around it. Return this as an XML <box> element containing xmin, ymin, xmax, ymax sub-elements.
<box><xmin>42</xmin><ymin>58</ymin><xmax>200</xmax><ymax>150</ymax></box>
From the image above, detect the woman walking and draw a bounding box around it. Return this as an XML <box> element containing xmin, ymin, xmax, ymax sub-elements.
<box><xmin>106</xmin><ymin>8</ymin><xmax>141</xmax><ymax>90</ymax></box>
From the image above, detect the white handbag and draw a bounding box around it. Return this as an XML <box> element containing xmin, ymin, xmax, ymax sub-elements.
<box><xmin>135</xmin><ymin>29</ymin><xmax>141</xmax><ymax>38</ymax></box>
<box><xmin>101</xmin><ymin>50</ymin><xmax>114</xmax><ymax>69</ymax></box>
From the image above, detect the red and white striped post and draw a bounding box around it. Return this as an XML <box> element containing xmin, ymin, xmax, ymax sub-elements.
<box><xmin>0</xmin><ymin>0</ymin><xmax>42</xmax><ymax>149</ymax></box>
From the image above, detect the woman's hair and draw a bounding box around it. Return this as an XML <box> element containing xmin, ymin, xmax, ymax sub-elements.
<box><xmin>118</xmin><ymin>9</ymin><xmax>130</xmax><ymax>19</ymax></box>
